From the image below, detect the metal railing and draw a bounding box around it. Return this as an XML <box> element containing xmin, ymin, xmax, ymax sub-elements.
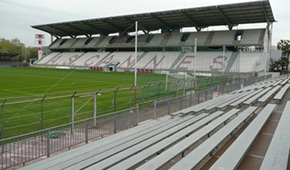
<box><xmin>0</xmin><ymin>106</ymin><xmax>138</xmax><ymax>169</ymax></box>
<box><xmin>153</xmin><ymin>81</ymin><xmax>243</xmax><ymax>119</ymax></box>
<box><xmin>0</xmin><ymin>75</ymin><xmax>234</xmax><ymax>139</ymax></box>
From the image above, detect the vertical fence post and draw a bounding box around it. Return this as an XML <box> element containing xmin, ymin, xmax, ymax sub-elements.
<box><xmin>114</xmin><ymin>112</ymin><xmax>117</xmax><ymax>133</ymax></box>
<box><xmin>129</xmin><ymin>85</ymin><xmax>134</xmax><ymax>107</ymax></box>
<box><xmin>71</xmin><ymin>91</ymin><xmax>77</xmax><ymax>134</ymax></box>
<box><xmin>179</xmin><ymin>95</ymin><xmax>183</xmax><ymax>110</ymax></box>
<box><xmin>114</xmin><ymin>87</ymin><xmax>120</xmax><ymax>112</ymax></box>
<box><xmin>190</xmin><ymin>90</ymin><xmax>192</xmax><ymax>106</ymax></box>
<box><xmin>157</xmin><ymin>82</ymin><xmax>162</xmax><ymax>100</ymax></box>
<box><xmin>1</xmin><ymin>100</ymin><xmax>6</xmax><ymax>139</ymax></box>
<box><xmin>142</xmin><ymin>84</ymin><xmax>147</xmax><ymax>105</ymax></box>
<box><xmin>131</xmin><ymin>108</ymin><xmax>134</xmax><ymax>127</ymax></box>
<box><xmin>1</xmin><ymin>99</ymin><xmax>6</xmax><ymax>155</ymax></box>
<box><xmin>183</xmin><ymin>79</ymin><xmax>186</xmax><ymax>96</ymax></box>
<box><xmin>167</xmin><ymin>100</ymin><xmax>171</xmax><ymax>114</ymax></box>
<box><xmin>146</xmin><ymin>83</ymin><xmax>151</xmax><ymax>104</ymax></box>
<box><xmin>191</xmin><ymin>79</ymin><xmax>194</xmax><ymax>106</ymax></box>
<box><xmin>46</xmin><ymin>129</ymin><xmax>50</xmax><ymax>158</ymax></box>
<box><xmin>93</xmin><ymin>90</ymin><xmax>100</xmax><ymax>127</ymax></box>
<box><xmin>136</xmin><ymin>105</ymin><xmax>139</xmax><ymax>126</ymax></box>
<box><xmin>191</xmin><ymin>79</ymin><xmax>194</xmax><ymax>91</ymax></box>
<box><xmin>85</xmin><ymin>119</ymin><xmax>88</xmax><ymax>144</ymax></box>
<box><xmin>167</xmin><ymin>81</ymin><xmax>172</xmax><ymax>95</ymax></box>
<box><xmin>154</xmin><ymin>100</ymin><xmax>157</xmax><ymax>120</ymax></box>
<box><xmin>41</xmin><ymin>96</ymin><xmax>46</xmax><ymax>142</ymax></box>
<box><xmin>176</xmin><ymin>80</ymin><xmax>181</xmax><ymax>98</ymax></box>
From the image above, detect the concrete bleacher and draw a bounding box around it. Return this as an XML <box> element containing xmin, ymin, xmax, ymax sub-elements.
<box><xmin>71</xmin><ymin>38</ymin><xmax>87</xmax><ymax>49</ymax></box>
<box><xmin>97</xmin><ymin>52</ymin><xmax>144</xmax><ymax>68</ymax></box>
<box><xmin>240</xmin><ymin>29</ymin><xmax>265</xmax><ymax>45</ymax></box>
<box><xmin>71</xmin><ymin>52</ymin><xmax>110</xmax><ymax>67</ymax></box>
<box><xmin>210</xmin><ymin>30</ymin><xmax>236</xmax><ymax>45</ymax></box>
<box><xmin>174</xmin><ymin>51</ymin><xmax>231</xmax><ymax>72</ymax></box>
<box><xmin>45</xmin><ymin>52</ymin><xmax>84</xmax><ymax>66</ymax></box>
<box><xmin>166</xmin><ymin>32</ymin><xmax>183</xmax><ymax>46</ymax></box>
<box><xmin>236</xmin><ymin>52</ymin><xmax>263</xmax><ymax>72</ymax></box>
<box><xmin>147</xmin><ymin>33</ymin><xmax>167</xmax><ymax>47</ymax></box>
<box><xmin>58</xmin><ymin>39</ymin><xmax>78</xmax><ymax>49</ymax></box>
<box><xmin>36</xmin><ymin>52</ymin><xmax>60</xmax><ymax>65</ymax></box>
<box><xmin>137</xmin><ymin>52</ymin><xmax>180</xmax><ymax>70</ymax></box>
<box><xmin>49</xmin><ymin>28</ymin><xmax>265</xmax><ymax>50</ymax></box>
<box><xmin>35</xmin><ymin>51</ymin><xmax>265</xmax><ymax>73</ymax></box>
<box><xmin>184</xmin><ymin>32</ymin><xmax>209</xmax><ymax>46</ymax></box>
<box><xmin>49</xmin><ymin>39</ymin><xmax>63</xmax><ymax>49</ymax></box>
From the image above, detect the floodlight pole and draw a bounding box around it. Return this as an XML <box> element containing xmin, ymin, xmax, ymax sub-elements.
<box><xmin>223</xmin><ymin>45</ymin><xmax>225</xmax><ymax>75</ymax></box>
<box><xmin>134</xmin><ymin>21</ymin><xmax>138</xmax><ymax>105</ymax></box>
<box><xmin>165</xmin><ymin>72</ymin><xmax>168</xmax><ymax>91</ymax></box>
<box><xmin>194</xmin><ymin>38</ymin><xmax>197</xmax><ymax>89</ymax></box>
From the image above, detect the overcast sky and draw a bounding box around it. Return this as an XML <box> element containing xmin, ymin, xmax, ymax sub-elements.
<box><xmin>0</xmin><ymin>0</ymin><xmax>289</xmax><ymax>47</ymax></box>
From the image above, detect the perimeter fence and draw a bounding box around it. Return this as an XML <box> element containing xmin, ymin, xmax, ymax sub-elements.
<box><xmin>0</xmin><ymin>74</ymin><xmax>236</xmax><ymax>138</ymax></box>
<box><xmin>0</xmin><ymin>74</ymin><xmax>273</xmax><ymax>169</ymax></box>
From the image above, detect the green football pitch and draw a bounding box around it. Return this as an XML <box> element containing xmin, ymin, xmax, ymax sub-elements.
<box><xmin>0</xmin><ymin>67</ymin><xmax>230</xmax><ymax>137</ymax></box>
<box><xmin>0</xmin><ymin>67</ymin><xmax>179</xmax><ymax>137</ymax></box>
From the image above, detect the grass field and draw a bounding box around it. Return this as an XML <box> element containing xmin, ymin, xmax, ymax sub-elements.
<box><xmin>0</xmin><ymin>67</ymin><xmax>231</xmax><ymax>137</ymax></box>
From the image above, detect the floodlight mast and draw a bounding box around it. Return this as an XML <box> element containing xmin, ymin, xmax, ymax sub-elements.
<box><xmin>194</xmin><ymin>38</ymin><xmax>197</xmax><ymax>89</ymax></box>
<box><xmin>134</xmin><ymin>21</ymin><xmax>138</xmax><ymax>105</ymax></box>
<box><xmin>223</xmin><ymin>45</ymin><xmax>225</xmax><ymax>75</ymax></box>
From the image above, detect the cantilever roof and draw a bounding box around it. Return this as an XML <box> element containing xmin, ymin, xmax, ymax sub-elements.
<box><xmin>32</xmin><ymin>0</ymin><xmax>275</xmax><ymax>37</ymax></box>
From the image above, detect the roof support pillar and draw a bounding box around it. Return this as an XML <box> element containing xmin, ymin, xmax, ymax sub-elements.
<box><xmin>195</xmin><ymin>27</ymin><xmax>202</xmax><ymax>32</ymax></box>
<box><xmin>50</xmin><ymin>34</ymin><xmax>54</xmax><ymax>44</ymax></box>
<box><xmin>266</xmin><ymin>22</ymin><xmax>273</xmax><ymax>53</ymax></box>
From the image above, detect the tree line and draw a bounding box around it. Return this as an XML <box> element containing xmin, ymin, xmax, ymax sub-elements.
<box><xmin>0</xmin><ymin>38</ymin><xmax>38</xmax><ymax>62</ymax></box>
<box><xmin>269</xmin><ymin>39</ymin><xmax>290</xmax><ymax>72</ymax></box>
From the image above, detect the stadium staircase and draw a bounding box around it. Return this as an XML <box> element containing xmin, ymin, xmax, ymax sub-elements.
<box><xmin>95</xmin><ymin>53</ymin><xmax>113</xmax><ymax>66</ymax></box>
<box><xmin>95</xmin><ymin>36</ymin><xmax>106</xmax><ymax>47</ymax></box>
<box><xmin>255</xmin><ymin>52</ymin><xmax>269</xmax><ymax>72</ymax></box>
<box><xmin>159</xmin><ymin>33</ymin><xmax>172</xmax><ymax>46</ymax></box>
<box><xmin>132</xmin><ymin>52</ymin><xmax>148</xmax><ymax>68</ymax></box>
<box><xmin>70</xmin><ymin>39</ymin><xmax>79</xmax><ymax>48</ymax></box>
<box><xmin>204</xmin><ymin>32</ymin><xmax>214</xmax><ymax>45</ymax></box>
<box><xmin>169</xmin><ymin>52</ymin><xmax>186</xmax><ymax>69</ymax></box>
<box><xmin>225</xmin><ymin>52</ymin><xmax>239</xmax><ymax>72</ymax></box>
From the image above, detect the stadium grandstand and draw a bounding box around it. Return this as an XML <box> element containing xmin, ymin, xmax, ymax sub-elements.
<box><xmin>32</xmin><ymin>0</ymin><xmax>275</xmax><ymax>76</ymax></box>
<box><xmin>3</xmin><ymin>1</ymin><xmax>290</xmax><ymax>170</ymax></box>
